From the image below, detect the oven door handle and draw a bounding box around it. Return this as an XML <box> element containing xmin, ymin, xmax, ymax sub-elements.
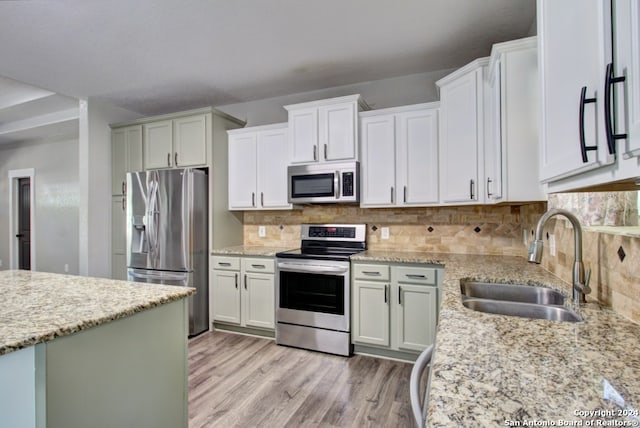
<box><xmin>277</xmin><ymin>262</ymin><xmax>349</xmax><ymax>274</ymax></box>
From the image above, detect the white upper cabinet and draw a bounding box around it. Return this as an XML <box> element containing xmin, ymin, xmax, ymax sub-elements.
<box><xmin>228</xmin><ymin>123</ymin><xmax>291</xmax><ymax>210</ymax></box>
<box><xmin>285</xmin><ymin>94</ymin><xmax>367</xmax><ymax>164</ymax></box>
<box><xmin>111</xmin><ymin>125</ymin><xmax>143</xmax><ymax>196</ymax></box>
<box><xmin>540</xmin><ymin>0</ymin><xmax>640</xmax><ymax>192</ymax></box>
<box><xmin>360</xmin><ymin>103</ymin><xmax>439</xmax><ymax>208</ymax></box>
<box><xmin>437</xmin><ymin>59</ymin><xmax>488</xmax><ymax>205</ymax></box>
<box><xmin>486</xmin><ymin>37</ymin><xmax>545</xmax><ymax>203</ymax></box>
<box><xmin>614</xmin><ymin>0</ymin><xmax>640</xmax><ymax>159</ymax></box>
<box><xmin>144</xmin><ymin>113</ymin><xmax>208</xmax><ymax>169</ymax></box>
<box><xmin>538</xmin><ymin>0</ymin><xmax>614</xmax><ymax>183</ymax></box>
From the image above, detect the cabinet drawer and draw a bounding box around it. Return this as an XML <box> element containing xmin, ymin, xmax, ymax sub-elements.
<box><xmin>393</xmin><ymin>266</ymin><xmax>437</xmax><ymax>285</ymax></box>
<box><xmin>242</xmin><ymin>258</ymin><xmax>275</xmax><ymax>274</ymax></box>
<box><xmin>211</xmin><ymin>256</ymin><xmax>240</xmax><ymax>271</ymax></box>
<box><xmin>353</xmin><ymin>264</ymin><xmax>390</xmax><ymax>281</ymax></box>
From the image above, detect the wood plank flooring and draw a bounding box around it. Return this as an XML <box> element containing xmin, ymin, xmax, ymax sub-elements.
<box><xmin>188</xmin><ymin>331</ymin><xmax>415</xmax><ymax>428</ymax></box>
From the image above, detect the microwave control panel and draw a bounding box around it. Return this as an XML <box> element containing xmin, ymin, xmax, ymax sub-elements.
<box><xmin>342</xmin><ymin>172</ymin><xmax>354</xmax><ymax>196</ymax></box>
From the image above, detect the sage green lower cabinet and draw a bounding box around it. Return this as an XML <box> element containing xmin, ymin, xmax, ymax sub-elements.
<box><xmin>352</xmin><ymin>262</ymin><xmax>442</xmax><ymax>359</ymax></box>
<box><xmin>210</xmin><ymin>255</ymin><xmax>275</xmax><ymax>335</ymax></box>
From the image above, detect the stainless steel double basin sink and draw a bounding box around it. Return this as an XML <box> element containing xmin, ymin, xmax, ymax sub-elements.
<box><xmin>460</xmin><ymin>280</ymin><xmax>583</xmax><ymax>322</ymax></box>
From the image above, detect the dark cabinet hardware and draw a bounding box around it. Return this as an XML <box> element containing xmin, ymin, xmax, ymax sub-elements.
<box><xmin>604</xmin><ymin>62</ymin><xmax>627</xmax><ymax>155</ymax></box>
<box><xmin>579</xmin><ymin>86</ymin><xmax>598</xmax><ymax>162</ymax></box>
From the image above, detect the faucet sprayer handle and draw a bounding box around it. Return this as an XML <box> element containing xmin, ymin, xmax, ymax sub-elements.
<box><xmin>583</xmin><ymin>268</ymin><xmax>592</xmax><ymax>295</ymax></box>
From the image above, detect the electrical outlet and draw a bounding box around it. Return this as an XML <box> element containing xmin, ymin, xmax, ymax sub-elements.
<box><xmin>549</xmin><ymin>234</ymin><xmax>556</xmax><ymax>256</ymax></box>
<box><xmin>522</xmin><ymin>229</ymin><xmax>528</xmax><ymax>246</ymax></box>
<box><xmin>258</xmin><ymin>226</ymin><xmax>266</xmax><ymax>238</ymax></box>
<box><xmin>64</xmin><ymin>264</ymin><xmax>69</xmax><ymax>273</ymax></box>
<box><xmin>381</xmin><ymin>227</ymin><xmax>390</xmax><ymax>240</ymax></box>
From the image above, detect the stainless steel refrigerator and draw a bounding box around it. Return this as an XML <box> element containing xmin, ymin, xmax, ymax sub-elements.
<box><xmin>126</xmin><ymin>168</ymin><xmax>208</xmax><ymax>336</ymax></box>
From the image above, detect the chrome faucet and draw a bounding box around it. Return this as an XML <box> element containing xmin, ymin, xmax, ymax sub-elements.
<box><xmin>528</xmin><ymin>208</ymin><xmax>591</xmax><ymax>305</ymax></box>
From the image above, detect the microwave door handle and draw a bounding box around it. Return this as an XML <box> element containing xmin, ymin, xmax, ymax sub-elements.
<box><xmin>334</xmin><ymin>171</ymin><xmax>340</xmax><ymax>199</ymax></box>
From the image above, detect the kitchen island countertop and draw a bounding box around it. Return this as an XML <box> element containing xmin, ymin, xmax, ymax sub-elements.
<box><xmin>0</xmin><ymin>270</ymin><xmax>194</xmax><ymax>356</ymax></box>
<box><xmin>352</xmin><ymin>250</ymin><xmax>640</xmax><ymax>426</ymax></box>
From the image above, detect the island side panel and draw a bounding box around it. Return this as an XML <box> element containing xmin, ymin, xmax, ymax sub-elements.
<box><xmin>44</xmin><ymin>299</ymin><xmax>188</xmax><ymax>428</ymax></box>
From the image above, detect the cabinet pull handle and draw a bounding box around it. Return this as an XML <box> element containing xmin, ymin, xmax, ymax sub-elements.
<box><xmin>324</xmin><ymin>144</ymin><xmax>328</xmax><ymax>160</ymax></box>
<box><xmin>122</xmin><ymin>181</ymin><xmax>126</xmax><ymax>195</ymax></box>
<box><xmin>406</xmin><ymin>274</ymin><xmax>426</xmax><ymax>279</ymax></box>
<box><xmin>403</xmin><ymin>186</ymin><xmax>407</xmax><ymax>203</ymax></box>
<box><xmin>398</xmin><ymin>286</ymin><xmax>402</xmax><ymax>305</ymax></box>
<box><xmin>174</xmin><ymin>152</ymin><xmax>178</xmax><ymax>166</ymax></box>
<box><xmin>218</xmin><ymin>262</ymin><xmax>231</xmax><ymax>266</ymax></box>
<box><xmin>469</xmin><ymin>179</ymin><xmax>475</xmax><ymax>200</ymax></box>
<box><xmin>390</xmin><ymin>187</ymin><xmax>394</xmax><ymax>203</ymax></box>
<box><xmin>234</xmin><ymin>273</ymin><xmax>238</xmax><ymax>288</ymax></box>
<box><xmin>604</xmin><ymin>62</ymin><xmax>627</xmax><ymax>155</ymax></box>
<box><xmin>260</xmin><ymin>192</ymin><xmax>264</xmax><ymax>207</ymax></box>
<box><xmin>579</xmin><ymin>86</ymin><xmax>598</xmax><ymax>163</ymax></box>
<box><xmin>313</xmin><ymin>145</ymin><xmax>317</xmax><ymax>161</ymax></box>
<box><xmin>362</xmin><ymin>271</ymin><xmax>381</xmax><ymax>276</ymax></box>
<box><xmin>251</xmin><ymin>264</ymin><xmax>265</xmax><ymax>269</ymax></box>
<box><xmin>252</xmin><ymin>192</ymin><xmax>256</xmax><ymax>207</ymax></box>
<box><xmin>122</xmin><ymin>196</ymin><xmax>126</xmax><ymax>211</ymax></box>
<box><xmin>244</xmin><ymin>274</ymin><xmax>247</xmax><ymax>289</ymax></box>
<box><xmin>384</xmin><ymin>284</ymin><xmax>388</xmax><ymax>303</ymax></box>
<box><xmin>167</xmin><ymin>153</ymin><xmax>171</xmax><ymax>167</ymax></box>
<box><xmin>486</xmin><ymin>178</ymin><xmax>493</xmax><ymax>198</ymax></box>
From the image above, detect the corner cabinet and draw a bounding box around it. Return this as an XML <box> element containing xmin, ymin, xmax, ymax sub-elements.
<box><xmin>210</xmin><ymin>256</ymin><xmax>275</xmax><ymax>333</ymax></box>
<box><xmin>144</xmin><ymin>113</ymin><xmax>208</xmax><ymax>169</ymax></box>
<box><xmin>360</xmin><ymin>103</ymin><xmax>440</xmax><ymax>208</ymax></box>
<box><xmin>352</xmin><ymin>262</ymin><xmax>442</xmax><ymax>358</ymax></box>
<box><xmin>284</xmin><ymin>94</ymin><xmax>368</xmax><ymax>164</ymax></box>
<box><xmin>227</xmin><ymin>123</ymin><xmax>291</xmax><ymax>210</ymax></box>
<box><xmin>485</xmin><ymin>37</ymin><xmax>545</xmax><ymax>203</ymax></box>
<box><xmin>539</xmin><ymin>0</ymin><xmax>640</xmax><ymax>191</ymax></box>
<box><xmin>436</xmin><ymin>58</ymin><xmax>488</xmax><ymax>205</ymax></box>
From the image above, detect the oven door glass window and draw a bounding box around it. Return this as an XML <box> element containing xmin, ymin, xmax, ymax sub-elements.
<box><xmin>279</xmin><ymin>271</ymin><xmax>344</xmax><ymax>315</ymax></box>
<box><xmin>291</xmin><ymin>173</ymin><xmax>335</xmax><ymax>198</ymax></box>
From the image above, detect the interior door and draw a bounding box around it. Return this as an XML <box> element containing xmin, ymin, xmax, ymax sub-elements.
<box><xmin>17</xmin><ymin>178</ymin><xmax>31</xmax><ymax>270</ymax></box>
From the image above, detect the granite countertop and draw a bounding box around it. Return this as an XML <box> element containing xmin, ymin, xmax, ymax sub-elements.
<box><xmin>211</xmin><ymin>245</ymin><xmax>294</xmax><ymax>257</ymax></box>
<box><xmin>353</xmin><ymin>250</ymin><xmax>640</xmax><ymax>427</ymax></box>
<box><xmin>0</xmin><ymin>270</ymin><xmax>194</xmax><ymax>356</ymax></box>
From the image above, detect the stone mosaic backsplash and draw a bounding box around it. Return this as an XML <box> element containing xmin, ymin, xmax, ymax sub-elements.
<box><xmin>242</xmin><ymin>202</ymin><xmax>639</xmax><ymax>323</ymax></box>
<box><xmin>243</xmin><ymin>203</ymin><xmax>547</xmax><ymax>256</ymax></box>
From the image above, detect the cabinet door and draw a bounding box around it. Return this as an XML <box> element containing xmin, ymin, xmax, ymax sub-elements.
<box><xmin>398</xmin><ymin>109</ymin><xmax>439</xmax><ymax>205</ymax></box>
<box><xmin>125</xmin><ymin>126</ymin><xmax>143</xmax><ymax>173</ymax></box>
<box><xmin>242</xmin><ymin>272</ymin><xmax>275</xmax><ymax>329</ymax></box>
<box><xmin>289</xmin><ymin>107</ymin><xmax>318</xmax><ymax>163</ymax></box>
<box><xmin>173</xmin><ymin>114</ymin><xmax>207</xmax><ymax>167</ymax></box>
<box><xmin>257</xmin><ymin>128</ymin><xmax>291</xmax><ymax>209</ymax></box>
<box><xmin>360</xmin><ymin>115</ymin><xmax>396</xmax><ymax>207</ymax></box>
<box><xmin>538</xmin><ymin>0</ymin><xmax>613</xmax><ymax>182</ymax></box>
<box><xmin>111</xmin><ymin>129</ymin><xmax>127</xmax><ymax>195</ymax></box>
<box><xmin>615</xmin><ymin>0</ymin><xmax>640</xmax><ymax>158</ymax></box>
<box><xmin>396</xmin><ymin>284</ymin><xmax>437</xmax><ymax>352</ymax></box>
<box><xmin>211</xmin><ymin>270</ymin><xmax>241</xmax><ymax>325</ymax></box>
<box><xmin>352</xmin><ymin>281</ymin><xmax>389</xmax><ymax>346</ymax></box>
<box><xmin>319</xmin><ymin>102</ymin><xmax>357</xmax><ymax>161</ymax></box>
<box><xmin>439</xmin><ymin>69</ymin><xmax>482</xmax><ymax>204</ymax></box>
<box><xmin>144</xmin><ymin>120</ymin><xmax>174</xmax><ymax>169</ymax></box>
<box><xmin>228</xmin><ymin>133</ymin><xmax>258</xmax><ymax>210</ymax></box>
<box><xmin>485</xmin><ymin>63</ymin><xmax>503</xmax><ymax>201</ymax></box>
<box><xmin>111</xmin><ymin>195</ymin><xmax>126</xmax><ymax>280</ymax></box>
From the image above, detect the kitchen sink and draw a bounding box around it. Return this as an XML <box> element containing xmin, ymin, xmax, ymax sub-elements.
<box><xmin>462</xmin><ymin>299</ymin><xmax>583</xmax><ymax>322</ymax></box>
<box><xmin>460</xmin><ymin>280</ymin><xmax>566</xmax><ymax>305</ymax></box>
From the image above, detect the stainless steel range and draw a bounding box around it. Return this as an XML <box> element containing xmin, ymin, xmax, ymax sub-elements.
<box><xmin>275</xmin><ymin>224</ymin><xmax>366</xmax><ymax>356</ymax></box>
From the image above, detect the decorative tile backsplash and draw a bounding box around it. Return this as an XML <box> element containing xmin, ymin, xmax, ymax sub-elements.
<box><xmin>242</xmin><ymin>202</ymin><xmax>639</xmax><ymax>323</ymax></box>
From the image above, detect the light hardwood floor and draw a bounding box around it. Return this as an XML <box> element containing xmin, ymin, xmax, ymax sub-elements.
<box><xmin>188</xmin><ymin>331</ymin><xmax>415</xmax><ymax>428</ymax></box>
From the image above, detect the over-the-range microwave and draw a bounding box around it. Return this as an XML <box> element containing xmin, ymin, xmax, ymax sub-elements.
<box><xmin>287</xmin><ymin>161</ymin><xmax>360</xmax><ymax>204</ymax></box>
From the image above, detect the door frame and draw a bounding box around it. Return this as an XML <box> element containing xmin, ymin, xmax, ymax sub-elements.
<box><xmin>9</xmin><ymin>168</ymin><xmax>36</xmax><ymax>270</ymax></box>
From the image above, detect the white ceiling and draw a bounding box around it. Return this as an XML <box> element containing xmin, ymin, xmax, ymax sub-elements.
<box><xmin>0</xmin><ymin>0</ymin><xmax>535</xmax><ymax>132</ymax></box>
